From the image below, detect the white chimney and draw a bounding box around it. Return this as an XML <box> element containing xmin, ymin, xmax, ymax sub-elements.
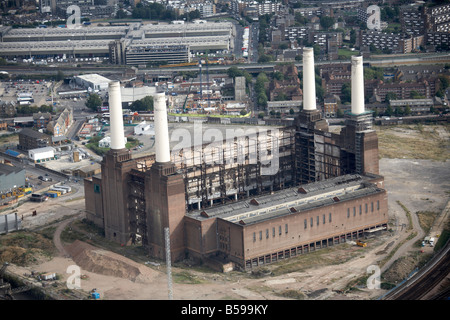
<box><xmin>108</xmin><ymin>81</ymin><xmax>126</xmax><ymax>150</ymax></box>
<box><xmin>351</xmin><ymin>56</ymin><xmax>365</xmax><ymax>115</ymax></box>
<box><xmin>303</xmin><ymin>47</ymin><xmax>316</xmax><ymax>111</ymax></box>
<box><xmin>154</xmin><ymin>92</ymin><xmax>170</xmax><ymax>163</ymax></box>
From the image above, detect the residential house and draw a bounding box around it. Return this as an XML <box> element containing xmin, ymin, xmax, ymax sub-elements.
<box><xmin>18</xmin><ymin>128</ymin><xmax>52</xmax><ymax>151</ymax></box>
<box><xmin>47</xmin><ymin>108</ymin><xmax>73</xmax><ymax>137</ymax></box>
<box><xmin>33</xmin><ymin>112</ymin><xmax>52</xmax><ymax>129</ymax></box>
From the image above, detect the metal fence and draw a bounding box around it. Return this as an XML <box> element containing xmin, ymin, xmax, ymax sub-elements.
<box><xmin>0</xmin><ymin>212</ymin><xmax>22</xmax><ymax>234</ymax></box>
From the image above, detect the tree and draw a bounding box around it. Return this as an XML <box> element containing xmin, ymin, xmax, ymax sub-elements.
<box><xmin>227</xmin><ymin>66</ymin><xmax>244</xmax><ymax>79</ymax></box>
<box><xmin>341</xmin><ymin>82</ymin><xmax>351</xmax><ymax>104</ymax></box>
<box><xmin>385</xmin><ymin>92</ymin><xmax>397</xmax><ymax>103</ymax></box>
<box><xmin>257</xmin><ymin>92</ymin><xmax>268</xmax><ymax>109</ymax></box>
<box><xmin>385</xmin><ymin>105</ymin><xmax>393</xmax><ymax>116</ymax></box>
<box><xmin>130</xmin><ymin>96</ymin><xmax>153</xmax><ymax>111</ymax></box>
<box><xmin>116</xmin><ymin>9</ymin><xmax>128</xmax><ymax>19</ymax></box>
<box><xmin>258</xmin><ymin>54</ymin><xmax>273</xmax><ymax>63</ymax></box>
<box><xmin>86</xmin><ymin>93</ymin><xmax>102</xmax><ymax>111</ymax></box>
<box><xmin>404</xmin><ymin>105</ymin><xmax>411</xmax><ymax>116</ymax></box>
<box><xmin>320</xmin><ymin>16</ymin><xmax>335</xmax><ymax>30</ymax></box>
<box><xmin>55</xmin><ymin>70</ymin><xmax>65</xmax><ymax>81</ymax></box>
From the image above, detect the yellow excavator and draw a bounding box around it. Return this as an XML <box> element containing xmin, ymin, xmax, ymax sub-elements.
<box><xmin>356</xmin><ymin>240</ymin><xmax>367</xmax><ymax>247</ymax></box>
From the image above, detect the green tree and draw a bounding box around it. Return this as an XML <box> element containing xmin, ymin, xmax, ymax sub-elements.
<box><xmin>404</xmin><ymin>105</ymin><xmax>411</xmax><ymax>116</ymax></box>
<box><xmin>320</xmin><ymin>16</ymin><xmax>335</xmax><ymax>30</ymax></box>
<box><xmin>258</xmin><ymin>54</ymin><xmax>273</xmax><ymax>63</ymax></box>
<box><xmin>227</xmin><ymin>66</ymin><xmax>244</xmax><ymax>78</ymax></box>
<box><xmin>272</xmin><ymin>71</ymin><xmax>284</xmax><ymax>81</ymax></box>
<box><xmin>257</xmin><ymin>92</ymin><xmax>268</xmax><ymax>109</ymax></box>
<box><xmin>39</xmin><ymin>104</ymin><xmax>53</xmax><ymax>113</ymax></box>
<box><xmin>86</xmin><ymin>93</ymin><xmax>102</xmax><ymax>111</ymax></box>
<box><xmin>130</xmin><ymin>96</ymin><xmax>154</xmax><ymax>111</ymax></box>
<box><xmin>55</xmin><ymin>70</ymin><xmax>65</xmax><ymax>81</ymax></box>
<box><xmin>385</xmin><ymin>92</ymin><xmax>397</xmax><ymax>103</ymax></box>
<box><xmin>394</xmin><ymin>106</ymin><xmax>403</xmax><ymax>116</ymax></box>
<box><xmin>341</xmin><ymin>82</ymin><xmax>351</xmax><ymax>104</ymax></box>
<box><xmin>385</xmin><ymin>105</ymin><xmax>393</xmax><ymax>116</ymax></box>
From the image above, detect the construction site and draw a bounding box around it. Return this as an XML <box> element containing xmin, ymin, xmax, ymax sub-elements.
<box><xmin>83</xmin><ymin>48</ymin><xmax>388</xmax><ymax>270</ymax></box>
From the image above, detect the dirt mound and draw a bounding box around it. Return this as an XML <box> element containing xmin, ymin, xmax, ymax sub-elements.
<box><xmin>65</xmin><ymin>240</ymin><xmax>157</xmax><ymax>283</ymax></box>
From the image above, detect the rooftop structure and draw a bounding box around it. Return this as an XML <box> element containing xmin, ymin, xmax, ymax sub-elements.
<box><xmin>0</xmin><ymin>22</ymin><xmax>234</xmax><ymax>63</ymax></box>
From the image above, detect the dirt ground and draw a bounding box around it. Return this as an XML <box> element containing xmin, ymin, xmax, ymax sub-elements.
<box><xmin>2</xmin><ymin>125</ymin><xmax>450</xmax><ymax>300</ymax></box>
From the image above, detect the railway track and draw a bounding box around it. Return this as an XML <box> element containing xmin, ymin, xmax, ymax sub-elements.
<box><xmin>382</xmin><ymin>240</ymin><xmax>450</xmax><ymax>300</ymax></box>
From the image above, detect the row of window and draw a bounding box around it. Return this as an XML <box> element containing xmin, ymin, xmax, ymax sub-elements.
<box><xmin>253</xmin><ymin>224</ymin><xmax>288</xmax><ymax>241</ymax></box>
<box><xmin>304</xmin><ymin>213</ymin><xmax>332</xmax><ymax>229</ymax></box>
<box><xmin>347</xmin><ymin>200</ymin><xmax>380</xmax><ymax>218</ymax></box>
<box><xmin>252</xmin><ymin>200</ymin><xmax>382</xmax><ymax>242</ymax></box>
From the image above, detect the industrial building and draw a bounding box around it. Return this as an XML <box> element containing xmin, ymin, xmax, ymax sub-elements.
<box><xmin>74</xmin><ymin>74</ymin><xmax>111</xmax><ymax>91</ymax></box>
<box><xmin>0</xmin><ymin>163</ymin><xmax>26</xmax><ymax>195</ymax></box>
<box><xmin>28</xmin><ymin>146</ymin><xmax>56</xmax><ymax>163</ymax></box>
<box><xmin>84</xmin><ymin>49</ymin><xmax>388</xmax><ymax>270</ymax></box>
<box><xmin>0</xmin><ymin>22</ymin><xmax>234</xmax><ymax>65</ymax></box>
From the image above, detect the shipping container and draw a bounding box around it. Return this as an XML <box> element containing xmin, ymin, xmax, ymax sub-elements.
<box><xmin>50</xmin><ymin>187</ymin><xmax>66</xmax><ymax>195</ymax></box>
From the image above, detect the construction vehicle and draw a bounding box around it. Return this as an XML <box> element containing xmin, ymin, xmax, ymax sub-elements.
<box><xmin>19</xmin><ymin>187</ymin><xmax>33</xmax><ymax>194</ymax></box>
<box><xmin>356</xmin><ymin>240</ymin><xmax>367</xmax><ymax>247</ymax></box>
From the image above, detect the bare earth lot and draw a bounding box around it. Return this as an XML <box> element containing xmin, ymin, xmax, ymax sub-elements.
<box><xmin>2</xmin><ymin>124</ymin><xmax>449</xmax><ymax>300</ymax></box>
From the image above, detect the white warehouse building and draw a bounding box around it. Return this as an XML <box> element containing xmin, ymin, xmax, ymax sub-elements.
<box><xmin>99</xmin><ymin>136</ymin><xmax>127</xmax><ymax>148</ymax></box>
<box><xmin>28</xmin><ymin>147</ymin><xmax>56</xmax><ymax>163</ymax></box>
<box><xmin>74</xmin><ymin>74</ymin><xmax>111</xmax><ymax>91</ymax></box>
<box><xmin>134</xmin><ymin>121</ymin><xmax>155</xmax><ymax>136</ymax></box>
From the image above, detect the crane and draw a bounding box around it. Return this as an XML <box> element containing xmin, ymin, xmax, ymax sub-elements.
<box><xmin>182</xmin><ymin>78</ymin><xmax>194</xmax><ymax>113</ymax></box>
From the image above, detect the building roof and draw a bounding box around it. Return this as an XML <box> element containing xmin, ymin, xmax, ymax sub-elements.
<box><xmin>28</xmin><ymin>146</ymin><xmax>55</xmax><ymax>154</ymax></box>
<box><xmin>33</xmin><ymin>112</ymin><xmax>52</xmax><ymax>120</ymax></box>
<box><xmin>76</xmin><ymin>74</ymin><xmax>111</xmax><ymax>84</ymax></box>
<box><xmin>187</xmin><ymin>174</ymin><xmax>384</xmax><ymax>226</ymax></box>
<box><xmin>19</xmin><ymin>128</ymin><xmax>50</xmax><ymax>139</ymax></box>
<box><xmin>0</xmin><ymin>162</ymin><xmax>24</xmax><ymax>176</ymax></box>
<box><xmin>74</xmin><ymin>163</ymin><xmax>101</xmax><ymax>173</ymax></box>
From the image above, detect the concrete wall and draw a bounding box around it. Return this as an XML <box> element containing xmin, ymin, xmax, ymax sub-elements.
<box><xmin>84</xmin><ymin>176</ymin><xmax>104</xmax><ymax>228</ymax></box>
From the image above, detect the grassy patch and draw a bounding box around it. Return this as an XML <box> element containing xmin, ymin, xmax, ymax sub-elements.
<box><xmin>396</xmin><ymin>200</ymin><xmax>413</xmax><ymax>231</ymax></box>
<box><xmin>269</xmin><ymin>244</ymin><xmax>358</xmax><ymax>276</ymax></box>
<box><xmin>434</xmin><ymin>219</ymin><xmax>450</xmax><ymax>252</ymax></box>
<box><xmin>338</xmin><ymin>48</ymin><xmax>357</xmax><ymax>58</ymax></box>
<box><xmin>0</xmin><ymin>231</ymin><xmax>55</xmax><ymax>266</ymax></box>
<box><xmin>173</xmin><ymin>271</ymin><xmax>204</xmax><ymax>284</ymax></box>
<box><xmin>416</xmin><ymin>211</ymin><xmax>438</xmax><ymax>235</ymax></box>
<box><xmin>375</xmin><ymin>124</ymin><xmax>450</xmax><ymax>161</ymax></box>
<box><xmin>275</xmin><ymin>289</ymin><xmax>306</xmax><ymax>300</ymax></box>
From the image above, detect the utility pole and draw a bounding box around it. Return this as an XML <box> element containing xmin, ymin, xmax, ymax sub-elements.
<box><xmin>164</xmin><ymin>227</ymin><xmax>173</xmax><ymax>300</ymax></box>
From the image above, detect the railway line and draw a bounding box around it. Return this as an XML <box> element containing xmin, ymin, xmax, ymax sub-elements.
<box><xmin>382</xmin><ymin>240</ymin><xmax>450</xmax><ymax>300</ymax></box>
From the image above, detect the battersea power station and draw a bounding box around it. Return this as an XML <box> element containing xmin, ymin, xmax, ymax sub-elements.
<box><xmin>84</xmin><ymin>49</ymin><xmax>388</xmax><ymax>270</ymax></box>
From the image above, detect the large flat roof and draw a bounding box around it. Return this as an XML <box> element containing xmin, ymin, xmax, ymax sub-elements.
<box><xmin>75</xmin><ymin>74</ymin><xmax>111</xmax><ymax>84</ymax></box>
<box><xmin>187</xmin><ymin>174</ymin><xmax>384</xmax><ymax>225</ymax></box>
